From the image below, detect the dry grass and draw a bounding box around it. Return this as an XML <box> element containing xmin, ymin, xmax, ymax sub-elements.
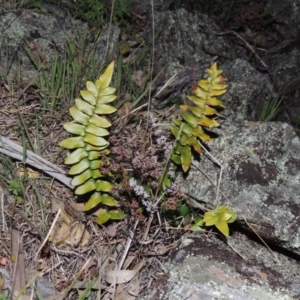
<box><xmin>0</xmin><ymin>69</ymin><xmax>184</xmax><ymax>299</ymax></box>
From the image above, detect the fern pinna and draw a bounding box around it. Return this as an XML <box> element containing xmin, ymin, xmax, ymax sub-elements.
<box><xmin>60</xmin><ymin>61</ymin><xmax>125</xmax><ymax>224</ymax></box>
<box><xmin>170</xmin><ymin>63</ymin><xmax>227</xmax><ymax>172</ymax></box>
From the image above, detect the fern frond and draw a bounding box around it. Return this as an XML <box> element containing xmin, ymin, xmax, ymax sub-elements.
<box><xmin>170</xmin><ymin>62</ymin><xmax>227</xmax><ymax>172</ymax></box>
<box><xmin>60</xmin><ymin>61</ymin><xmax>125</xmax><ymax>224</ymax></box>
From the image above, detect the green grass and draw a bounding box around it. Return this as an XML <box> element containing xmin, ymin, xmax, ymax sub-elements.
<box><xmin>23</xmin><ymin>35</ymin><xmax>97</xmax><ymax>114</ymax></box>
<box><xmin>0</xmin><ymin>290</ymin><xmax>9</xmax><ymax>300</ymax></box>
<box><xmin>259</xmin><ymin>95</ymin><xmax>283</xmax><ymax>122</ymax></box>
<box><xmin>19</xmin><ymin>0</ymin><xmax>132</xmax><ymax>28</ymax></box>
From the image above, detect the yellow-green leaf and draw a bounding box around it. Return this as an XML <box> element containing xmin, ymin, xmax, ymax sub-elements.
<box><xmin>75</xmin><ymin>98</ymin><xmax>94</xmax><ymax>115</ymax></box>
<box><xmin>206</xmin><ymin>97</ymin><xmax>224</xmax><ymax>107</ymax></box>
<box><xmin>80</xmin><ymin>90</ymin><xmax>96</xmax><ymax>105</ymax></box>
<box><xmin>88</xmin><ymin>151</ymin><xmax>100</xmax><ymax>160</ymax></box>
<box><xmin>181</xmin><ymin>123</ymin><xmax>193</xmax><ymax>137</ymax></box>
<box><xmin>172</xmin><ymin>118</ymin><xmax>183</xmax><ymax>127</ymax></box>
<box><xmin>186</xmin><ymin>136</ymin><xmax>201</xmax><ymax>153</ymax></box>
<box><xmin>69</xmin><ymin>158</ymin><xmax>90</xmax><ymax>175</ymax></box>
<box><xmin>174</xmin><ymin>142</ymin><xmax>185</xmax><ymax>154</ymax></box>
<box><xmin>192</xmin><ymin>126</ymin><xmax>211</xmax><ymax>142</ymax></box>
<box><xmin>84</xmin><ymin>192</ymin><xmax>102</xmax><ymax>211</ymax></box>
<box><xmin>193</xmin><ymin>86</ymin><xmax>208</xmax><ymax>99</ymax></box>
<box><xmin>85</xmin><ymin>124</ymin><xmax>110</xmax><ymax>136</ymax></box>
<box><xmin>97</xmin><ymin>94</ymin><xmax>117</xmax><ymax>104</ymax></box>
<box><xmin>86</xmin><ymin>81</ymin><xmax>98</xmax><ymax>97</ymax></box>
<box><xmin>171</xmin><ymin>153</ymin><xmax>181</xmax><ymax>165</ymax></box>
<box><xmin>63</xmin><ymin>122</ymin><xmax>85</xmax><ymax>136</ymax></box>
<box><xmin>180</xmin><ymin>105</ymin><xmax>204</xmax><ymax>118</ymax></box>
<box><xmin>182</xmin><ymin>113</ymin><xmax>199</xmax><ymax>128</ymax></box>
<box><xmin>181</xmin><ymin>145</ymin><xmax>191</xmax><ymax>172</ymax></box>
<box><xmin>162</xmin><ymin>174</ymin><xmax>172</xmax><ymax>190</ymax></box>
<box><xmin>178</xmin><ymin>132</ymin><xmax>189</xmax><ymax>146</ymax></box>
<box><xmin>97</xmin><ymin>61</ymin><xmax>114</xmax><ymax>89</ymax></box>
<box><xmin>96</xmin><ymin>209</ymin><xmax>111</xmax><ymax>224</ymax></box>
<box><xmin>65</xmin><ymin>148</ymin><xmax>88</xmax><ymax>164</ymax></box>
<box><xmin>71</xmin><ymin>169</ymin><xmax>92</xmax><ymax>186</ymax></box>
<box><xmin>215</xmin><ymin>220</ymin><xmax>229</xmax><ymax>237</ymax></box>
<box><xmin>169</xmin><ymin>124</ymin><xmax>179</xmax><ymax>137</ymax></box>
<box><xmin>69</xmin><ymin>107</ymin><xmax>89</xmax><ymax>125</ymax></box>
<box><xmin>203</xmin><ymin>212</ymin><xmax>218</xmax><ymax>226</ymax></box>
<box><xmin>89</xmin><ymin>114</ymin><xmax>112</xmax><ymax>128</ymax></box>
<box><xmin>83</xmin><ymin>133</ymin><xmax>109</xmax><ymax>147</ymax></box>
<box><xmin>198</xmin><ymin>115</ymin><xmax>219</xmax><ymax>128</ymax></box>
<box><xmin>90</xmin><ymin>160</ymin><xmax>102</xmax><ymax>169</ymax></box>
<box><xmin>209</xmin><ymin>89</ymin><xmax>227</xmax><ymax>97</ymax></box>
<box><xmin>92</xmin><ymin>169</ymin><xmax>104</xmax><ymax>178</ymax></box>
<box><xmin>186</xmin><ymin>95</ymin><xmax>206</xmax><ymax>107</ymax></box>
<box><xmin>95</xmin><ymin>180</ymin><xmax>112</xmax><ymax>192</ymax></box>
<box><xmin>86</xmin><ymin>144</ymin><xmax>108</xmax><ymax>151</ymax></box>
<box><xmin>98</xmin><ymin>87</ymin><xmax>116</xmax><ymax>96</ymax></box>
<box><xmin>75</xmin><ymin>178</ymin><xmax>96</xmax><ymax>195</ymax></box>
<box><xmin>100</xmin><ymin>194</ymin><xmax>118</xmax><ymax>206</ymax></box>
<box><xmin>59</xmin><ymin>137</ymin><xmax>85</xmax><ymax>149</ymax></box>
<box><xmin>198</xmin><ymin>79</ymin><xmax>210</xmax><ymax>91</ymax></box>
<box><xmin>207</xmin><ymin>62</ymin><xmax>223</xmax><ymax>77</ymax></box>
<box><xmin>94</xmin><ymin>104</ymin><xmax>117</xmax><ymax>114</ymax></box>
<box><xmin>202</xmin><ymin>106</ymin><xmax>219</xmax><ymax>116</ymax></box>
<box><xmin>109</xmin><ymin>210</ymin><xmax>126</xmax><ymax>220</ymax></box>
<box><xmin>211</xmin><ymin>83</ymin><xmax>227</xmax><ymax>90</ymax></box>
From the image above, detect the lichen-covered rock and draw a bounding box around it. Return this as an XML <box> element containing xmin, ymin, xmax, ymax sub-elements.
<box><xmin>92</xmin><ymin>25</ymin><xmax>120</xmax><ymax>71</ymax></box>
<box><xmin>0</xmin><ymin>10</ymin><xmax>120</xmax><ymax>82</ymax></box>
<box><xmin>221</xmin><ymin>59</ymin><xmax>270</xmax><ymax>120</ymax></box>
<box><xmin>0</xmin><ymin>10</ymin><xmax>88</xmax><ymax>80</ymax></box>
<box><xmin>148</xmin><ymin>231</ymin><xmax>300</xmax><ymax>299</ymax></box>
<box><xmin>177</xmin><ymin>119</ymin><xmax>300</xmax><ymax>253</ymax></box>
<box><xmin>144</xmin><ymin>9</ymin><xmax>232</xmax><ymax>79</ymax></box>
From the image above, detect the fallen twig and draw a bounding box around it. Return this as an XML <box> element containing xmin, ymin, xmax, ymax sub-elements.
<box><xmin>0</xmin><ymin>135</ymin><xmax>72</xmax><ymax>189</ymax></box>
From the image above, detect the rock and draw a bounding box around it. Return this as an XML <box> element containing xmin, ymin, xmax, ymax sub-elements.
<box><xmin>141</xmin><ymin>6</ymin><xmax>300</xmax><ymax>299</ymax></box>
<box><xmin>0</xmin><ymin>9</ymin><xmax>120</xmax><ymax>81</ymax></box>
<box><xmin>92</xmin><ymin>25</ymin><xmax>120</xmax><ymax>71</ymax></box>
<box><xmin>146</xmin><ymin>231</ymin><xmax>300</xmax><ymax>299</ymax></box>
<box><xmin>0</xmin><ymin>9</ymin><xmax>87</xmax><ymax>80</ymax></box>
<box><xmin>177</xmin><ymin>119</ymin><xmax>300</xmax><ymax>254</ymax></box>
<box><xmin>144</xmin><ymin>9</ymin><xmax>232</xmax><ymax>79</ymax></box>
<box><xmin>221</xmin><ymin>59</ymin><xmax>270</xmax><ymax>120</ymax></box>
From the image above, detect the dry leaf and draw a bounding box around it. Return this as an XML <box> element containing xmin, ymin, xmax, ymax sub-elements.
<box><xmin>115</xmin><ymin>284</ymin><xmax>136</xmax><ymax>300</ymax></box>
<box><xmin>127</xmin><ymin>277</ymin><xmax>140</xmax><ymax>296</ymax></box>
<box><xmin>105</xmin><ymin>223</ymin><xmax>119</xmax><ymax>237</ymax></box>
<box><xmin>17</xmin><ymin>166</ymin><xmax>40</xmax><ymax>178</ymax></box>
<box><xmin>115</xmin><ymin>291</ymin><xmax>136</xmax><ymax>300</ymax></box>
<box><xmin>105</xmin><ymin>269</ymin><xmax>137</xmax><ymax>284</ymax></box>
<box><xmin>131</xmin><ymin>70</ymin><xmax>146</xmax><ymax>87</ymax></box>
<box><xmin>123</xmin><ymin>255</ymin><xmax>136</xmax><ymax>269</ymax></box>
<box><xmin>49</xmin><ymin>198</ymin><xmax>89</xmax><ymax>249</ymax></box>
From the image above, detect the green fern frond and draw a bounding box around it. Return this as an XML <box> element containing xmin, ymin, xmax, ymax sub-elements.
<box><xmin>60</xmin><ymin>61</ymin><xmax>125</xmax><ymax>224</ymax></box>
<box><xmin>170</xmin><ymin>62</ymin><xmax>227</xmax><ymax>172</ymax></box>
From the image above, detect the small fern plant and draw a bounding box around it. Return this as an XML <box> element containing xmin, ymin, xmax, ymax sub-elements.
<box><xmin>60</xmin><ymin>61</ymin><xmax>125</xmax><ymax>224</ymax></box>
<box><xmin>169</xmin><ymin>62</ymin><xmax>227</xmax><ymax>172</ymax></box>
<box><xmin>169</xmin><ymin>63</ymin><xmax>237</xmax><ymax>237</ymax></box>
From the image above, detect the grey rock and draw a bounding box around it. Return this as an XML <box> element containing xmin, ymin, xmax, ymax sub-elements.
<box><xmin>267</xmin><ymin>0</ymin><xmax>300</xmax><ymax>40</ymax></box>
<box><xmin>148</xmin><ymin>232</ymin><xmax>299</xmax><ymax>299</ymax></box>
<box><xmin>0</xmin><ymin>9</ymin><xmax>120</xmax><ymax>82</ymax></box>
<box><xmin>141</xmin><ymin>6</ymin><xmax>300</xmax><ymax>300</ymax></box>
<box><xmin>144</xmin><ymin>9</ymin><xmax>232</xmax><ymax>79</ymax></box>
<box><xmin>264</xmin><ymin>48</ymin><xmax>300</xmax><ymax>123</ymax></box>
<box><xmin>92</xmin><ymin>24</ymin><xmax>120</xmax><ymax>71</ymax></box>
<box><xmin>177</xmin><ymin>119</ymin><xmax>300</xmax><ymax>253</ymax></box>
<box><xmin>221</xmin><ymin>59</ymin><xmax>270</xmax><ymax>120</ymax></box>
<box><xmin>0</xmin><ymin>9</ymin><xmax>88</xmax><ymax>80</ymax></box>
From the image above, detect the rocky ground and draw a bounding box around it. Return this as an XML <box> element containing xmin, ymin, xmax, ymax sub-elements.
<box><xmin>0</xmin><ymin>1</ymin><xmax>300</xmax><ymax>299</ymax></box>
